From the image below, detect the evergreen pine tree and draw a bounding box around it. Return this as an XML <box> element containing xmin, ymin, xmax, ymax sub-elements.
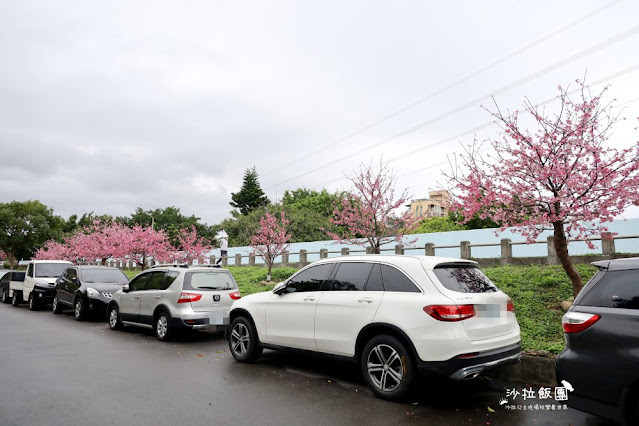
<box><xmin>230</xmin><ymin>167</ymin><xmax>270</xmax><ymax>215</ymax></box>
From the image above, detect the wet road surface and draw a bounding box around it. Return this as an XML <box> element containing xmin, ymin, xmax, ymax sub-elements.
<box><xmin>0</xmin><ymin>303</ymin><xmax>614</xmax><ymax>425</ymax></box>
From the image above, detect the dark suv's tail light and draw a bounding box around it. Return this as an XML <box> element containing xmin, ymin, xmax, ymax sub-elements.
<box><xmin>424</xmin><ymin>305</ymin><xmax>475</xmax><ymax>322</ymax></box>
<box><xmin>562</xmin><ymin>312</ymin><xmax>601</xmax><ymax>333</ymax></box>
<box><xmin>178</xmin><ymin>292</ymin><xmax>202</xmax><ymax>303</ymax></box>
<box><xmin>229</xmin><ymin>291</ymin><xmax>241</xmax><ymax>300</ymax></box>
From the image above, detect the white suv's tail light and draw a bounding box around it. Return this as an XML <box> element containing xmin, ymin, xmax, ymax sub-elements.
<box><xmin>178</xmin><ymin>292</ymin><xmax>202</xmax><ymax>303</ymax></box>
<box><xmin>562</xmin><ymin>312</ymin><xmax>601</xmax><ymax>333</ymax></box>
<box><xmin>506</xmin><ymin>298</ymin><xmax>515</xmax><ymax>312</ymax></box>
<box><xmin>424</xmin><ymin>305</ymin><xmax>475</xmax><ymax>322</ymax></box>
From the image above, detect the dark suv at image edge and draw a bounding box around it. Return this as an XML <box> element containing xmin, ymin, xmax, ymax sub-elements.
<box><xmin>556</xmin><ymin>257</ymin><xmax>639</xmax><ymax>425</ymax></box>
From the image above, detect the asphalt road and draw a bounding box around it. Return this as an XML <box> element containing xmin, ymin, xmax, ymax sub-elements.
<box><xmin>0</xmin><ymin>302</ymin><xmax>613</xmax><ymax>426</ymax></box>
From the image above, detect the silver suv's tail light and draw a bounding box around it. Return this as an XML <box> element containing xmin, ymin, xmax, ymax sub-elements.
<box><xmin>178</xmin><ymin>292</ymin><xmax>202</xmax><ymax>303</ymax></box>
<box><xmin>229</xmin><ymin>291</ymin><xmax>241</xmax><ymax>300</ymax></box>
<box><xmin>562</xmin><ymin>312</ymin><xmax>601</xmax><ymax>333</ymax></box>
<box><xmin>424</xmin><ymin>305</ymin><xmax>475</xmax><ymax>322</ymax></box>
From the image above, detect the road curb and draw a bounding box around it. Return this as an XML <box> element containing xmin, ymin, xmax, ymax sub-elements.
<box><xmin>487</xmin><ymin>353</ymin><xmax>557</xmax><ymax>387</ymax></box>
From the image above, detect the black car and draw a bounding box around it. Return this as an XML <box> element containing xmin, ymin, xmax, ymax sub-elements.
<box><xmin>556</xmin><ymin>257</ymin><xmax>639</xmax><ymax>425</ymax></box>
<box><xmin>1</xmin><ymin>270</ymin><xmax>25</xmax><ymax>304</ymax></box>
<box><xmin>53</xmin><ymin>265</ymin><xmax>129</xmax><ymax>321</ymax></box>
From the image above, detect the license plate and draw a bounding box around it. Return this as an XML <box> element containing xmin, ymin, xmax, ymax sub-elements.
<box><xmin>209</xmin><ymin>311</ymin><xmax>227</xmax><ymax>325</ymax></box>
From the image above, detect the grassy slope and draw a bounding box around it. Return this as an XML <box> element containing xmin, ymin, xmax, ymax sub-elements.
<box><xmin>125</xmin><ymin>263</ymin><xmax>597</xmax><ymax>354</ymax></box>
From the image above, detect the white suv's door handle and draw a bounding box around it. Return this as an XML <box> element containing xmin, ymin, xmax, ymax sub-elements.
<box><xmin>303</xmin><ymin>296</ymin><xmax>315</xmax><ymax>301</ymax></box>
<box><xmin>154</xmin><ymin>296</ymin><xmax>161</xmax><ymax>300</ymax></box>
<box><xmin>358</xmin><ymin>297</ymin><xmax>373</xmax><ymax>303</ymax></box>
<box><xmin>134</xmin><ymin>296</ymin><xmax>140</xmax><ymax>300</ymax></box>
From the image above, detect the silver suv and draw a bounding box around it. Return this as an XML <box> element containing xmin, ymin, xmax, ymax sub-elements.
<box><xmin>107</xmin><ymin>264</ymin><xmax>240</xmax><ymax>341</ymax></box>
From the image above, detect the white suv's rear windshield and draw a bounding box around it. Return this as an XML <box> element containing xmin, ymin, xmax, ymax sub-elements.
<box><xmin>433</xmin><ymin>265</ymin><xmax>498</xmax><ymax>293</ymax></box>
<box><xmin>183</xmin><ymin>271</ymin><xmax>238</xmax><ymax>291</ymax></box>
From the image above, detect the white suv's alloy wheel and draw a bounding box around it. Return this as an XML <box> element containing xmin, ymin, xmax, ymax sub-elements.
<box><xmin>231</xmin><ymin>323</ymin><xmax>249</xmax><ymax>356</ymax></box>
<box><xmin>367</xmin><ymin>344</ymin><xmax>404</xmax><ymax>392</ymax></box>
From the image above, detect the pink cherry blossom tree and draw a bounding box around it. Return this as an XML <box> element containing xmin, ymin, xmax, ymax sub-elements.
<box><xmin>121</xmin><ymin>225</ymin><xmax>173</xmax><ymax>269</ymax></box>
<box><xmin>250</xmin><ymin>212</ymin><xmax>291</xmax><ymax>282</ymax></box>
<box><xmin>171</xmin><ymin>225</ymin><xmax>214</xmax><ymax>264</ymax></box>
<box><xmin>34</xmin><ymin>240</ymin><xmax>74</xmax><ymax>261</ymax></box>
<box><xmin>326</xmin><ymin>160</ymin><xmax>422</xmax><ymax>254</ymax></box>
<box><xmin>67</xmin><ymin>220</ymin><xmax>130</xmax><ymax>265</ymax></box>
<box><xmin>447</xmin><ymin>80</ymin><xmax>639</xmax><ymax>297</ymax></box>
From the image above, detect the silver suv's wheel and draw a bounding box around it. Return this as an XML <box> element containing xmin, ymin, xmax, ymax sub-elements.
<box><xmin>228</xmin><ymin>316</ymin><xmax>262</xmax><ymax>362</ymax></box>
<box><xmin>361</xmin><ymin>335</ymin><xmax>414</xmax><ymax>401</ymax></box>
<box><xmin>154</xmin><ymin>312</ymin><xmax>172</xmax><ymax>341</ymax></box>
<box><xmin>108</xmin><ymin>305</ymin><xmax>123</xmax><ymax>330</ymax></box>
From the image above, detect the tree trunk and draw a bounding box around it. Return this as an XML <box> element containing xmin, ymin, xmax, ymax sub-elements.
<box><xmin>553</xmin><ymin>221</ymin><xmax>583</xmax><ymax>298</ymax></box>
<box><xmin>267</xmin><ymin>262</ymin><xmax>273</xmax><ymax>283</ymax></box>
<box><xmin>7</xmin><ymin>252</ymin><xmax>17</xmax><ymax>269</ymax></box>
<box><xmin>101</xmin><ymin>258</ymin><xmax>107</xmax><ymax>266</ymax></box>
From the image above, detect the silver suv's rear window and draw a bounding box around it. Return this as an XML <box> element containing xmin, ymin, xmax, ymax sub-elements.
<box><xmin>183</xmin><ymin>271</ymin><xmax>238</xmax><ymax>291</ymax></box>
<box><xmin>433</xmin><ymin>264</ymin><xmax>498</xmax><ymax>293</ymax></box>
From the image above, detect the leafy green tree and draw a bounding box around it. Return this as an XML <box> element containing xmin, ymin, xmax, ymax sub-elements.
<box><xmin>411</xmin><ymin>216</ymin><xmax>464</xmax><ymax>234</ymax></box>
<box><xmin>230</xmin><ymin>167</ymin><xmax>270</xmax><ymax>215</ymax></box>
<box><xmin>281</xmin><ymin>188</ymin><xmax>344</xmax><ymax>217</ymax></box>
<box><xmin>0</xmin><ymin>200</ymin><xmax>65</xmax><ymax>267</ymax></box>
<box><xmin>449</xmin><ymin>211</ymin><xmax>499</xmax><ymax>230</ymax></box>
<box><xmin>122</xmin><ymin>206</ymin><xmax>217</xmax><ymax>247</ymax></box>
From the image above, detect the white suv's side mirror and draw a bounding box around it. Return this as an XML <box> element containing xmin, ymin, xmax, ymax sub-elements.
<box><xmin>122</xmin><ymin>285</ymin><xmax>130</xmax><ymax>293</ymax></box>
<box><xmin>273</xmin><ymin>282</ymin><xmax>286</xmax><ymax>295</ymax></box>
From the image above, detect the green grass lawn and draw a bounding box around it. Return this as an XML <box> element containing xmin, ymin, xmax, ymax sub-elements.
<box><xmin>123</xmin><ymin>263</ymin><xmax>598</xmax><ymax>354</ymax></box>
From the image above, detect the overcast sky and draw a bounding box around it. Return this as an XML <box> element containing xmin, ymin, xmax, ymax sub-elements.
<box><xmin>1</xmin><ymin>0</ymin><xmax>638</xmax><ymax>225</ymax></box>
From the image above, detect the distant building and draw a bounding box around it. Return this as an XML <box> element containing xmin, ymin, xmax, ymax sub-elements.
<box><xmin>408</xmin><ymin>190</ymin><xmax>451</xmax><ymax>218</ymax></box>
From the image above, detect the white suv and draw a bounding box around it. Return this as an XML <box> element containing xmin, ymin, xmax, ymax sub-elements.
<box><xmin>228</xmin><ymin>255</ymin><xmax>521</xmax><ymax>401</ymax></box>
<box><xmin>107</xmin><ymin>264</ymin><xmax>241</xmax><ymax>341</ymax></box>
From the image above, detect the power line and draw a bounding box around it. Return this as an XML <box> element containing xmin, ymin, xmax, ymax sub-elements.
<box><xmin>265</xmin><ymin>27</ymin><xmax>639</xmax><ymax>191</ymax></box>
<box><xmin>314</xmin><ymin>63</ymin><xmax>639</xmax><ymax>187</ymax></box>
<box><xmin>261</xmin><ymin>0</ymin><xmax>621</xmax><ymax>178</ymax></box>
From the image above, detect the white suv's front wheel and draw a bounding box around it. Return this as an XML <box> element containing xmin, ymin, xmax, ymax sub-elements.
<box><xmin>229</xmin><ymin>316</ymin><xmax>263</xmax><ymax>363</ymax></box>
<box><xmin>361</xmin><ymin>335</ymin><xmax>415</xmax><ymax>401</ymax></box>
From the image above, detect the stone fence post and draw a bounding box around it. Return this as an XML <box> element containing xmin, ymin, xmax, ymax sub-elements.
<box><xmin>602</xmin><ymin>232</ymin><xmax>616</xmax><ymax>255</ymax></box>
<box><xmin>234</xmin><ymin>254</ymin><xmax>242</xmax><ymax>267</ymax></box>
<box><xmin>460</xmin><ymin>241</ymin><xmax>471</xmax><ymax>260</ymax></box>
<box><xmin>320</xmin><ymin>249</ymin><xmax>328</xmax><ymax>259</ymax></box>
<box><xmin>299</xmin><ymin>250</ymin><xmax>307</xmax><ymax>268</ymax></box>
<box><xmin>547</xmin><ymin>236</ymin><xmax>558</xmax><ymax>264</ymax></box>
<box><xmin>222</xmin><ymin>254</ymin><xmax>228</xmax><ymax>267</ymax></box>
<box><xmin>209</xmin><ymin>255</ymin><xmax>215</xmax><ymax>265</ymax></box>
<box><xmin>281</xmin><ymin>251</ymin><xmax>289</xmax><ymax>266</ymax></box>
<box><xmin>341</xmin><ymin>247</ymin><xmax>349</xmax><ymax>256</ymax></box>
<box><xmin>501</xmin><ymin>238</ymin><xmax>512</xmax><ymax>259</ymax></box>
<box><xmin>395</xmin><ymin>245</ymin><xmax>404</xmax><ymax>255</ymax></box>
<box><xmin>249</xmin><ymin>253</ymin><xmax>255</xmax><ymax>266</ymax></box>
<box><xmin>366</xmin><ymin>246</ymin><xmax>373</xmax><ymax>254</ymax></box>
<box><xmin>424</xmin><ymin>243</ymin><xmax>435</xmax><ymax>256</ymax></box>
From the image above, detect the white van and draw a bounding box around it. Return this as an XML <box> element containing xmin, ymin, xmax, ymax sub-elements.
<box><xmin>11</xmin><ymin>260</ymin><xmax>73</xmax><ymax>310</ymax></box>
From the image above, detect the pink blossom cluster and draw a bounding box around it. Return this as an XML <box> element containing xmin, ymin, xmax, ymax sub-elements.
<box><xmin>34</xmin><ymin>220</ymin><xmax>213</xmax><ymax>267</ymax></box>
<box><xmin>448</xmin><ymin>82</ymin><xmax>639</xmax><ymax>246</ymax></box>
<box><xmin>327</xmin><ymin>161</ymin><xmax>421</xmax><ymax>253</ymax></box>
<box><xmin>250</xmin><ymin>212</ymin><xmax>291</xmax><ymax>277</ymax></box>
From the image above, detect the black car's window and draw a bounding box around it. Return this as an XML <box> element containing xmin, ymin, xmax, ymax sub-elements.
<box><xmin>365</xmin><ymin>264</ymin><xmax>384</xmax><ymax>291</ymax></box>
<box><xmin>286</xmin><ymin>264</ymin><xmax>333</xmax><ymax>293</ymax></box>
<box><xmin>0</xmin><ymin>272</ymin><xmax>10</xmax><ymax>285</ymax></box>
<box><xmin>27</xmin><ymin>264</ymin><xmax>34</xmax><ymax>278</ymax></box>
<box><xmin>433</xmin><ymin>265</ymin><xmax>498</xmax><ymax>293</ymax></box>
<box><xmin>381</xmin><ymin>265</ymin><xmax>420</xmax><ymax>293</ymax></box>
<box><xmin>146</xmin><ymin>271</ymin><xmax>169</xmax><ymax>290</ymax></box>
<box><xmin>183</xmin><ymin>271</ymin><xmax>237</xmax><ymax>291</ymax></box>
<box><xmin>65</xmin><ymin>268</ymin><xmax>78</xmax><ymax>282</ymax></box>
<box><xmin>35</xmin><ymin>263</ymin><xmax>70</xmax><ymax>278</ymax></box>
<box><xmin>331</xmin><ymin>263</ymin><xmax>372</xmax><ymax>291</ymax></box>
<box><xmin>80</xmin><ymin>268</ymin><xmax>128</xmax><ymax>284</ymax></box>
<box><xmin>579</xmin><ymin>270</ymin><xmax>639</xmax><ymax>309</ymax></box>
<box><xmin>128</xmin><ymin>274</ymin><xmax>149</xmax><ymax>292</ymax></box>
